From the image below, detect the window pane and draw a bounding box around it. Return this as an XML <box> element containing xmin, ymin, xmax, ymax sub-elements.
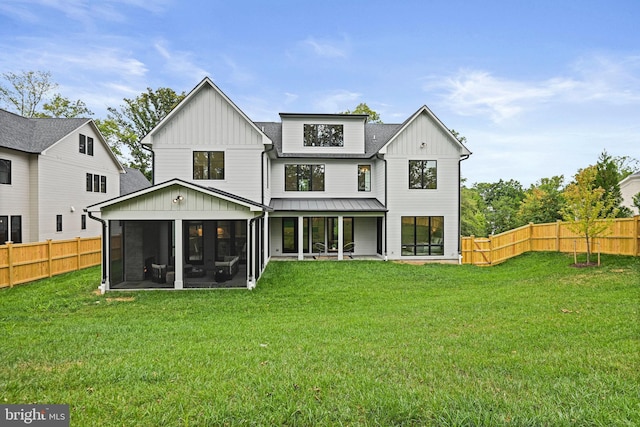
<box><xmin>311</xmin><ymin>217</ymin><xmax>325</xmax><ymax>248</ymax></box>
<box><xmin>87</xmin><ymin>137</ymin><xmax>94</xmax><ymax>156</ymax></box>
<box><xmin>210</xmin><ymin>151</ymin><xmax>224</xmax><ymax>179</ymax></box>
<box><xmin>56</xmin><ymin>215</ymin><xmax>62</xmax><ymax>232</ymax></box>
<box><xmin>311</xmin><ymin>165</ymin><xmax>324</xmax><ymax>191</ymax></box>
<box><xmin>401</xmin><ymin>216</ymin><xmax>415</xmax><ymax>246</ymax></box>
<box><xmin>193</xmin><ymin>152</ymin><xmax>209</xmax><ymax>180</ymax></box>
<box><xmin>10</xmin><ymin>216</ymin><xmax>21</xmax><ymax>243</ymax></box>
<box><xmin>304</xmin><ymin>124</ymin><xmax>344</xmax><ymax>147</ymax></box>
<box><xmin>100</xmin><ymin>176</ymin><xmax>107</xmax><ymax>193</ymax></box>
<box><xmin>285</xmin><ymin>165</ymin><xmax>298</xmax><ymax>191</ymax></box>
<box><xmin>431</xmin><ymin>216</ymin><xmax>444</xmax><ymax>248</ymax></box>
<box><xmin>358</xmin><ymin>165</ymin><xmax>371</xmax><ymax>191</ymax></box>
<box><xmin>0</xmin><ymin>216</ymin><xmax>7</xmax><ymax>243</ymax></box>
<box><xmin>86</xmin><ymin>173</ymin><xmax>92</xmax><ymax>191</ymax></box>
<box><xmin>298</xmin><ymin>165</ymin><xmax>311</xmax><ymax>191</ymax></box>
<box><xmin>343</xmin><ymin>217</ymin><xmax>354</xmax><ymax>245</ymax></box>
<box><xmin>408</xmin><ymin>160</ymin><xmax>422</xmax><ymax>188</ymax></box>
<box><xmin>93</xmin><ymin>175</ymin><xmax>100</xmax><ymax>192</ymax></box>
<box><xmin>415</xmin><ymin>216</ymin><xmax>430</xmax><ymax>244</ymax></box>
<box><xmin>282</xmin><ymin>218</ymin><xmax>297</xmax><ymax>253</ymax></box>
<box><xmin>0</xmin><ymin>159</ymin><xmax>11</xmax><ymax>184</ymax></box>
<box><xmin>81</xmin><ymin>214</ymin><xmax>86</xmax><ymax>230</ymax></box>
<box><xmin>425</xmin><ymin>160</ymin><xmax>437</xmax><ymax>189</ymax></box>
<box><xmin>79</xmin><ymin>134</ymin><xmax>86</xmax><ymax>154</ymax></box>
<box><xmin>187</xmin><ymin>222</ymin><xmax>203</xmax><ymax>262</ymax></box>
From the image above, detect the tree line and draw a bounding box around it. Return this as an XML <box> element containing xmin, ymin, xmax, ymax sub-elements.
<box><xmin>2</xmin><ymin>70</ymin><xmax>639</xmax><ymax>248</ymax></box>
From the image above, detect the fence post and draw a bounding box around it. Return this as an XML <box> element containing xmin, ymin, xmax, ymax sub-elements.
<box><xmin>488</xmin><ymin>234</ymin><xmax>493</xmax><ymax>265</ymax></box>
<box><xmin>469</xmin><ymin>235</ymin><xmax>475</xmax><ymax>265</ymax></box>
<box><xmin>76</xmin><ymin>237</ymin><xmax>81</xmax><ymax>271</ymax></box>
<box><xmin>47</xmin><ymin>239</ymin><xmax>53</xmax><ymax>278</ymax></box>
<box><xmin>7</xmin><ymin>242</ymin><xmax>14</xmax><ymax>288</ymax></box>
<box><xmin>529</xmin><ymin>222</ymin><xmax>534</xmax><ymax>252</ymax></box>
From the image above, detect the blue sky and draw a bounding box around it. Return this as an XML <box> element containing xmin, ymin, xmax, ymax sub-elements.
<box><xmin>1</xmin><ymin>0</ymin><xmax>639</xmax><ymax>186</ymax></box>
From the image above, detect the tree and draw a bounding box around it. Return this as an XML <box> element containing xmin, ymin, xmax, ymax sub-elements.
<box><xmin>594</xmin><ymin>150</ymin><xmax>633</xmax><ymax>218</ymax></box>
<box><xmin>561</xmin><ymin>165</ymin><xmax>618</xmax><ymax>264</ymax></box>
<box><xmin>0</xmin><ymin>71</ymin><xmax>57</xmax><ymax>117</ymax></box>
<box><xmin>474</xmin><ymin>179</ymin><xmax>525</xmax><ymax>234</ymax></box>
<box><xmin>103</xmin><ymin>87</ymin><xmax>186</xmax><ymax>180</ymax></box>
<box><xmin>517</xmin><ymin>176</ymin><xmax>565</xmax><ymax>224</ymax></box>
<box><xmin>633</xmin><ymin>192</ymin><xmax>640</xmax><ymax>214</ymax></box>
<box><xmin>38</xmin><ymin>93</ymin><xmax>93</xmax><ymax>118</ymax></box>
<box><xmin>342</xmin><ymin>102</ymin><xmax>382</xmax><ymax>123</ymax></box>
<box><xmin>460</xmin><ymin>183</ymin><xmax>487</xmax><ymax>236</ymax></box>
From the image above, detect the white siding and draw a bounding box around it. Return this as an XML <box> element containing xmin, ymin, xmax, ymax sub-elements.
<box><xmin>37</xmin><ymin>124</ymin><xmax>122</xmax><ymax>241</ymax></box>
<box><xmin>281</xmin><ymin>116</ymin><xmax>365</xmax><ymax>154</ymax></box>
<box><xmin>0</xmin><ymin>148</ymin><xmax>32</xmax><ymax>242</ymax></box>
<box><xmin>620</xmin><ymin>175</ymin><xmax>640</xmax><ymax>215</ymax></box>
<box><xmin>384</xmin><ymin>112</ymin><xmax>463</xmax><ymax>261</ymax></box>
<box><xmin>151</xmin><ymin>84</ymin><xmax>266</xmax><ymax>203</ymax></box>
<box><xmin>271</xmin><ymin>158</ymin><xmax>385</xmax><ymax>200</ymax></box>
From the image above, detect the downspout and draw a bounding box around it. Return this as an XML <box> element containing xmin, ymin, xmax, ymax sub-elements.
<box><xmin>458</xmin><ymin>154</ymin><xmax>471</xmax><ymax>264</ymax></box>
<box><xmin>261</xmin><ymin>143</ymin><xmax>275</xmax><ymax>206</ymax></box>
<box><xmin>376</xmin><ymin>153</ymin><xmax>388</xmax><ymax>261</ymax></box>
<box><xmin>141</xmin><ymin>143</ymin><xmax>155</xmax><ymax>184</ymax></box>
<box><xmin>86</xmin><ymin>209</ymin><xmax>107</xmax><ymax>291</ymax></box>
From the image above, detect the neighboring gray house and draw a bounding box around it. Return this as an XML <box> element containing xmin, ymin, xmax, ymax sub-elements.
<box><xmin>87</xmin><ymin>77</ymin><xmax>471</xmax><ymax>292</ymax></box>
<box><xmin>620</xmin><ymin>171</ymin><xmax>640</xmax><ymax>215</ymax></box>
<box><xmin>0</xmin><ymin>108</ymin><xmax>148</xmax><ymax>243</ymax></box>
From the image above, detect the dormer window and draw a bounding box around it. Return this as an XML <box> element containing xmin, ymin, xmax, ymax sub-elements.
<box><xmin>304</xmin><ymin>124</ymin><xmax>344</xmax><ymax>147</ymax></box>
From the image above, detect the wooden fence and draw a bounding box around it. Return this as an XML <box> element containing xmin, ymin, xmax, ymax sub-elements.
<box><xmin>461</xmin><ymin>216</ymin><xmax>640</xmax><ymax>266</ymax></box>
<box><xmin>0</xmin><ymin>237</ymin><xmax>102</xmax><ymax>289</ymax></box>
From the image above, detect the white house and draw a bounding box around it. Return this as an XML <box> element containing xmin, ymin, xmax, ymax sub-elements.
<box><xmin>0</xmin><ymin>108</ymin><xmax>149</xmax><ymax>244</ymax></box>
<box><xmin>86</xmin><ymin>77</ymin><xmax>471</xmax><ymax>292</ymax></box>
<box><xmin>620</xmin><ymin>172</ymin><xmax>640</xmax><ymax>215</ymax></box>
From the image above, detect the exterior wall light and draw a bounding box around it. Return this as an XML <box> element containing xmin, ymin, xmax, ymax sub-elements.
<box><xmin>172</xmin><ymin>195</ymin><xmax>184</xmax><ymax>203</ymax></box>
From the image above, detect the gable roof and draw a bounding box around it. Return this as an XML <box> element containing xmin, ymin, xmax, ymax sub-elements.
<box><xmin>87</xmin><ymin>178</ymin><xmax>272</xmax><ymax>212</ymax></box>
<box><xmin>140</xmin><ymin>77</ymin><xmax>272</xmax><ymax>146</ymax></box>
<box><xmin>0</xmin><ymin>108</ymin><xmax>89</xmax><ymax>153</ymax></box>
<box><xmin>379</xmin><ymin>105</ymin><xmax>472</xmax><ymax>156</ymax></box>
<box><xmin>619</xmin><ymin>171</ymin><xmax>640</xmax><ymax>187</ymax></box>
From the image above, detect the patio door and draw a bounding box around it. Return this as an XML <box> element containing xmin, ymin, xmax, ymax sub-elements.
<box><xmin>282</xmin><ymin>217</ymin><xmax>298</xmax><ymax>253</ymax></box>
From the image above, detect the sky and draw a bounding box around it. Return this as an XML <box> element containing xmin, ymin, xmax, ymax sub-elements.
<box><xmin>0</xmin><ymin>0</ymin><xmax>639</xmax><ymax>187</ymax></box>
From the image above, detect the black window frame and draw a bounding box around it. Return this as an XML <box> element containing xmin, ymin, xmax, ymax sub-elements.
<box><xmin>87</xmin><ymin>137</ymin><xmax>94</xmax><ymax>156</ymax></box>
<box><xmin>285</xmin><ymin>164</ymin><xmax>325</xmax><ymax>191</ymax></box>
<box><xmin>11</xmin><ymin>215</ymin><xmax>22</xmax><ymax>243</ymax></box>
<box><xmin>401</xmin><ymin>216</ymin><xmax>444</xmax><ymax>256</ymax></box>
<box><xmin>56</xmin><ymin>215</ymin><xmax>63</xmax><ymax>232</ymax></box>
<box><xmin>100</xmin><ymin>175</ymin><xmax>107</xmax><ymax>193</ymax></box>
<box><xmin>93</xmin><ymin>174</ymin><xmax>100</xmax><ymax>192</ymax></box>
<box><xmin>81</xmin><ymin>214</ymin><xmax>87</xmax><ymax>230</ymax></box>
<box><xmin>86</xmin><ymin>173</ymin><xmax>93</xmax><ymax>192</ymax></box>
<box><xmin>408</xmin><ymin>160</ymin><xmax>437</xmax><ymax>189</ymax></box>
<box><xmin>79</xmin><ymin>134</ymin><xmax>86</xmax><ymax>154</ymax></box>
<box><xmin>358</xmin><ymin>164</ymin><xmax>371</xmax><ymax>192</ymax></box>
<box><xmin>303</xmin><ymin>124</ymin><xmax>344</xmax><ymax>147</ymax></box>
<box><xmin>193</xmin><ymin>151</ymin><xmax>225</xmax><ymax>180</ymax></box>
<box><xmin>0</xmin><ymin>216</ymin><xmax>7</xmax><ymax>243</ymax></box>
<box><xmin>0</xmin><ymin>158</ymin><xmax>11</xmax><ymax>184</ymax></box>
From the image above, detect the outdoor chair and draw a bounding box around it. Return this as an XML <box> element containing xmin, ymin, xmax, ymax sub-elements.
<box><xmin>314</xmin><ymin>242</ymin><xmax>327</xmax><ymax>258</ymax></box>
<box><xmin>343</xmin><ymin>242</ymin><xmax>355</xmax><ymax>258</ymax></box>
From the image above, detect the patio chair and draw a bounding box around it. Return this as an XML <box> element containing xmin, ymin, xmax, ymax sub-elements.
<box><xmin>343</xmin><ymin>242</ymin><xmax>355</xmax><ymax>258</ymax></box>
<box><xmin>313</xmin><ymin>242</ymin><xmax>326</xmax><ymax>258</ymax></box>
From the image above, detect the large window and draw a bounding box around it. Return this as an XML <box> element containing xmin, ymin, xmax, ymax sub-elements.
<box><xmin>409</xmin><ymin>160</ymin><xmax>437</xmax><ymax>189</ymax></box>
<box><xmin>358</xmin><ymin>165</ymin><xmax>371</xmax><ymax>191</ymax></box>
<box><xmin>0</xmin><ymin>159</ymin><xmax>10</xmax><ymax>184</ymax></box>
<box><xmin>304</xmin><ymin>124</ymin><xmax>344</xmax><ymax>147</ymax></box>
<box><xmin>401</xmin><ymin>216</ymin><xmax>444</xmax><ymax>256</ymax></box>
<box><xmin>193</xmin><ymin>151</ymin><xmax>225</xmax><ymax>180</ymax></box>
<box><xmin>285</xmin><ymin>164</ymin><xmax>325</xmax><ymax>191</ymax></box>
<box><xmin>86</xmin><ymin>173</ymin><xmax>107</xmax><ymax>193</ymax></box>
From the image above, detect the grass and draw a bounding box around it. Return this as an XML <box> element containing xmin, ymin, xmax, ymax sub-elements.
<box><xmin>0</xmin><ymin>252</ymin><xmax>638</xmax><ymax>426</ymax></box>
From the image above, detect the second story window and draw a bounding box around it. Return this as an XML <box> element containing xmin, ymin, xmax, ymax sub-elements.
<box><xmin>0</xmin><ymin>159</ymin><xmax>11</xmax><ymax>184</ymax></box>
<box><xmin>285</xmin><ymin>164</ymin><xmax>325</xmax><ymax>191</ymax></box>
<box><xmin>79</xmin><ymin>134</ymin><xmax>94</xmax><ymax>156</ymax></box>
<box><xmin>409</xmin><ymin>160</ymin><xmax>437</xmax><ymax>189</ymax></box>
<box><xmin>86</xmin><ymin>173</ymin><xmax>107</xmax><ymax>193</ymax></box>
<box><xmin>304</xmin><ymin>124</ymin><xmax>344</xmax><ymax>147</ymax></box>
<box><xmin>193</xmin><ymin>151</ymin><xmax>225</xmax><ymax>180</ymax></box>
<box><xmin>358</xmin><ymin>165</ymin><xmax>371</xmax><ymax>192</ymax></box>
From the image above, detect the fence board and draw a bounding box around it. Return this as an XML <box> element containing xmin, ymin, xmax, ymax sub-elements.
<box><xmin>0</xmin><ymin>237</ymin><xmax>101</xmax><ymax>288</ymax></box>
<box><xmin>462</xmin><ymin>216</ymin><xmax>639</xmax><ymax>266</ymax></box>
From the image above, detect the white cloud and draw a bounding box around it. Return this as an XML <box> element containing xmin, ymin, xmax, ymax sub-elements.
<box><xmin>154</xmin><ymin>41</ymin><xmax>210</xmax><ymax>83</ymax></box>
<box><xmin>300</xmin><ymin>36</ymin><xmax>349</xmax><ymax>59</ymax></box>
<box><xmin>312</xmin><ymin>90</ymin><xmax>361</xmax><ymax>113</ymax></box>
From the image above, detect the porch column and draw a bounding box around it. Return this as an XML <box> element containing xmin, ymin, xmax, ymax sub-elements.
<box><xmin>297</xmin><ymin>216</ymin><xmax>304</xmax><ymax>260</ymax></box>
<box><xmin>338</xmin><ymin>215</ymin><xmax>344</xmax><ymax>260</ymax></box>
<box><xmin>174</xmin><ymin>219</ymin><xmax>184</xmax><ymax>289</ymax></box>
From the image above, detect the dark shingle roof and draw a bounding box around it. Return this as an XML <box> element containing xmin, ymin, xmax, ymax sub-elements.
<box><xmin>0</xmin><ymin>108</ymin><xmax>89</xmax><ymax>153</ymax></box>
<box><xmin>120</xmin><ymin>167</ymin><xmax>152</xmax><ymax>196</ymax></box>
<box><xmin>254</xmin><ymin>121</ymin><xmax>402</xmax><ymax>159</ymax></box>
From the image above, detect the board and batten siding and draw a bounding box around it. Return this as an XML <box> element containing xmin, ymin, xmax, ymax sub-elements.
<box><xmin>37</xmin><ymin>125</ymin><xmax>121</xmax><ymax>241</ymax></box>
<box><xmin>0</xmin><ymin>148</ymin><xmax>32</xmax><ymax>242</ymax></box>
<box><xmin>384</xmin><ymin>113</ymin><xmax>464</xmax><ymax>261</ymax></box>
<box><xmin>101</xmin><ymin>186</ymin><xmax>253</xmax><ymax>221</ymax></box>
<box><xmin>281</xmin><ymin>116</ymin><xmax>365</xmax><ymax>154</ymax></box>
<box><xmin>151</xmin><ymin>85</ymin><xmax>266</xmax><ymax>203</ymax></box>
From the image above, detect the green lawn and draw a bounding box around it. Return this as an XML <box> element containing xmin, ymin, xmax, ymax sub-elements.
<box><xmin>1</xmin><ymin>252</ymin><xmax>638</xmax><ymax>426</ymax></box>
